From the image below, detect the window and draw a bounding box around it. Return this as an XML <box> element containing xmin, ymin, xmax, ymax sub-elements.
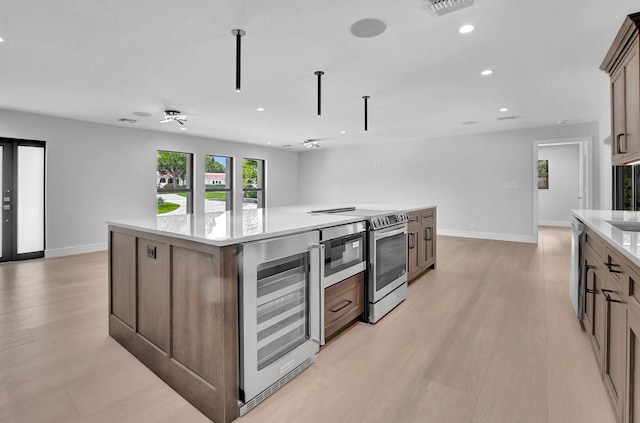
<box><xmin>157</xmin><ymin>151</ymin><xmax>193</xmax><ymax>215</ymax></box>
<box><xmin>242</xmin><ymin>158</ymin><xmax>265</xmax><ymax>209</ymax></box>
<box><xmin>205</xmin><ymin>155</ymin><xmax>233</xmax><ymax>212</ymax></box>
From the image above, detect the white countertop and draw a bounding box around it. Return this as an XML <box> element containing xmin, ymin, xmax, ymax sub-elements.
<box><xmin>572</xmin><ymin>209</ymin><xmax>640</xmax><ymax>267</ymax></box>
<box><xmin>107</xmin><ymin>204</ymin><xmax>436</xmax><ymax>247</ymax></box>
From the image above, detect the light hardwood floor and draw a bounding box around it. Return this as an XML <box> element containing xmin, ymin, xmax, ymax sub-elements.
<box><xmin>0</xmin><ymin>228</ymin><xmax>616</xmax><ymax>423</ymax></box>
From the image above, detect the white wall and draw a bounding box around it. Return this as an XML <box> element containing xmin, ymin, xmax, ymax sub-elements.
<box><xmin>0</xmin><ymin>108</ymin><xmax>299</xmax><ymax>257</ymax></box>
<box><xmin>298</xmin><ymin>122</ymin><xmax>600</xmax><ymax>243</ymax></box>
<box><xmin>537</xmin><ymin>144</ymin><xmax>580</xmax><ymax>226</ymax></box>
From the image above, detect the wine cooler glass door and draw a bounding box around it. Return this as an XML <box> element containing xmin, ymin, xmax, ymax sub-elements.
<box><xmin>239</xmin><ymin>230</ymin><xmax>321</xmax><ymax>402</ymax></box>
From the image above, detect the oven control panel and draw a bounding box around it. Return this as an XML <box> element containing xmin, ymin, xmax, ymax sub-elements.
<box><xmin>370</xmin><ymin>212</ymin><xmax>408</xmax><ymax>230</ymax></box>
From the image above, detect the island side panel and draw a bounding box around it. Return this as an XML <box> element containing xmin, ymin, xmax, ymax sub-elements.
<box><xmin>108</xmin><ymin>226</ymin><xmax>239</xmax><ymax>423</ymax></box>
<box><xmin>109</xmin><ymin>231</ymin><xmax>136</xmax><ymax>328</ymax></box>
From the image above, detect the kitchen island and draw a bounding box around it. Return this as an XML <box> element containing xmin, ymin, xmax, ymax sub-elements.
<box><xmin>572</xmin><ymin>209</ymin><xmax>640</xmax><ymax>423</ymax></box>
<box><xmin>107</xmin><ymin>205</ymin><xmax>436</xmax><ymax>423</ymax></box>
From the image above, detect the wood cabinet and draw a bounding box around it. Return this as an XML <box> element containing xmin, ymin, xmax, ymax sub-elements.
<box><xmin>324</xmin><ymin>272</ymin><xmax>365</xmax><ymax>341</ymax></box>
<box><xmin>583</xmin><ymin>233</ymin><xmax>605</xmax><ymax>373</ymax></box>
<box><xmin>603</xmin><ymin>248</ymin><xmax>627</xmax><ymax>422</ymax></box>
<box><xmin>407</xmin><ymin>207</ymin><xmax>437</xmax><ymax>282</ymax></box>
<box><xmin>582</xmin><ymin>227</ymin><xmax>640</xmax><ymax>423</ymax></box>
<box><xmin>108</xmin><ymin>226</ymin><xmax>238</xmax><ymax>423</ymax></box>
<box><xmin>601</xmin><ymin>13</ymin><xmax>640</xmax><ymax>166</ymax></box>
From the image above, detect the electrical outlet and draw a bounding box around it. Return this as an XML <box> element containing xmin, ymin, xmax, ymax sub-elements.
<box><xmin>146</xmin><ymin>245</ymin><xmax>157</xmax><ymax>259</ymax></box>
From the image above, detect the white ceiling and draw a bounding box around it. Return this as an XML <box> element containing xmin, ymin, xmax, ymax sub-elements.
<box><xmin>0</xmin><ymin>0</ymin><xmax>638</xmax><ymax>150</ymax></box>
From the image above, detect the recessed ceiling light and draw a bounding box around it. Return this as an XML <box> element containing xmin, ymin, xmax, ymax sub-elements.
<box><xmin>0</xmin><ymin>36</ymin><xmax>4</xmax><ymax>43</ymax></box>
<box><xmin>481</xmin><ymin>69</ymin><xmax>493</xmax><ymax>76</ymax></box>
<box><xmin>340</xmin><ymin>130</ymin><xmax>347</xmax><ymax>134</ymax></box>
<box><xmin>180</xmin><ymin>127</ymin><xmax>187</xmax><ymax>131</ymax></box>
<box><xmin>256</xmin><ymin>107</ymin><xmax>265</xmax><ymax>112</ymax></box>
<box><xmin>267</xmin><ymin>141</ymin><xmax>272</xmax><ymax>144</ymax></box>
<box><xmin>557</xmin><ymin>120</ymin><xmax>567</xmax><ymax>124</ymax></box>
<box><xmin>458</xmin><ymin>24</ymin><xmax>474</xmax><ymax>34</ymax></box>
<box><xmin>462</xmin><ymin>121</ymin><xmax>478</xmax><ymax>125</ymax></box>
<box><xmin>499</xmin><ymin>108</ymin><xmax>509</xmax><ymax>112</ymax></box>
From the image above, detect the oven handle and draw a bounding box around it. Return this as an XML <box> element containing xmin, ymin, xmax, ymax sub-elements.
<box><xmin>374</xmin><ymin>226</ymin><xmax>407</xmax><ymax>240</ymax></box>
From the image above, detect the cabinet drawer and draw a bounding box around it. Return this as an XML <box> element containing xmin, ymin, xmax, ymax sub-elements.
<box><xmin>324</xmin><ymin>272</ymin><xmax>364</xmax><ymax>340</ymax></box>
<box><xmin>584</xmin><ymin>227</ymin><xmax>605</xmax><ymax>260</ymax></box>
<box><xmin>407</xmin><ymin>211</ymin><xmax>420</xmax><ymax>228</ymax></box>
<box><xmin>604</xmin><ymin>247</ymin><xmax>626</xmax><ymax>289</ymax></box>
<box><xmin>421</xmin><ymin>209</ymin><xmax>435</xmax><ymax>223</ymax></box>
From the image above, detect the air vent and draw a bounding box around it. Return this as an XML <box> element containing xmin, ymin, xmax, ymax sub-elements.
<box><xmin>117</xmin><ymin>118</ymin><xmax>137</xmax><ymax>124</ymax></box>
<box><xmin>424</xmin><ymin>0</ymin><xmax>475</xmax><ymax>16</ymax></box>
<box><xmin>496</xmin><ymin>115</ymin><xmax>516</xmax><ymax>121</ymax></box>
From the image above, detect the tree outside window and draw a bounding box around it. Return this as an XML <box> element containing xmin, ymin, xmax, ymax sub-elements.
<box><xmin>157</xmin><ymin>151</ymin><xmax>192</xmax><ymax>215</ymax></box>
<box><xmin>242</xmin><ymin>158</ymin><xmax>264</xmax><ymax>209</ymax></box>
<box><xmin>205</xmin><ymin>155</ymin><xmax>233</xmax><ymax>212</ymax></box>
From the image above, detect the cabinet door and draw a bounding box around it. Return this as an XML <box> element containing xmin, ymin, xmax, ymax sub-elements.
<box><xmin>585</xmin><ymin>253</ymin><xmax>605</xmax><ymax>372</ymax></box>
<box><xmin>612</xmin><ymin>66</ymin><xmax>627</xmax><ymax>164</ymax></box>
<box><xmin>407</xmin><ymin>228</ymin><xmax>420</xmax><ymax>280</ymax></box>
<box><xmin>603</xmin><ymin>276</ymin><xmax>626</xmax><ymax>423</ymax></box>
<box><xmin>421</xmin><ymin>223</ymin><xmax>436</xmax><ymax>270</ymax></box>
<box><xmin>625</xmin><ymin>47</ymin><xmax>640</xmax><ymax>161</ymax></box>
<box><xmin>627</xmin><ymin>308</ymin><xmax>640</xmax><ymax>423</ymax></box>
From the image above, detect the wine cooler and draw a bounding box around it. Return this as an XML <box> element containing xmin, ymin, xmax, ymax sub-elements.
<box><xmin>238</xmin><ymin>230</ymin><xmax>322</xmax><ymax>415</ymax></box>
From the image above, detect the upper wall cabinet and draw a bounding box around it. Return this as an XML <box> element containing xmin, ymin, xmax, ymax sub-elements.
<box><xmin>601</xmin><ymin>12</ymin><xmax>640</xmax><ymax>166</ymax></box>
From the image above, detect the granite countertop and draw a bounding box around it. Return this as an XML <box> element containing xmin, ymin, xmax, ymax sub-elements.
<box><xmin>107</xmin><ymin>204</ymin><xmax>436</xmax><ymax>247</ymax></box>
<box><xmin>572</xmin><ymin>209</ymin><xmax>640</xmax><ymax>268</ymax></box>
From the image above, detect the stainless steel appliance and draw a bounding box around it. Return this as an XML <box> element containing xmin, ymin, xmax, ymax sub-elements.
<box><xmin>319</xmin><ymin>221</ymin><xmax>367</xmax><ymax>344</ymax></box>
<box><xmin>320</xmin><ymin>222</ymin><xmax>367</xmax><ymax>288</ymax></box>
<box><xmin>238</xmin><ymin>230</ymin><xmax>323</xmax><ymax>415</ymax></box>
<box><xmin>366</xmin><ymin>211</ymin><xmax>409</xmax><ymax>323</ymax></box>
<box><xmin>570</xmin><ymin>215</ymin><xmax>585</xmax><ymax>320</ymax></box>
<box><xmin>311</xmin><ymin>207</ymin><xmax>408</xmax><ymax>323</ymax></box>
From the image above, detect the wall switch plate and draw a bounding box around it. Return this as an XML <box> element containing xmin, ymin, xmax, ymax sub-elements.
<box><xmin>146</xmin><ymin>245</ymin><xmax>157</xmax><ymax>259</ymax></box>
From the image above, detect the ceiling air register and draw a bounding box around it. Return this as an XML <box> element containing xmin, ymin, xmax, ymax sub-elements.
<box><xmin>425</xmin><ymin>0</ymin><xmax>475</xmax><ymax>16</ymax></box>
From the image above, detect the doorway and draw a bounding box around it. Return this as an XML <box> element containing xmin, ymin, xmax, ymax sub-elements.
<box><xmin>532</xmin><ymin>137</ymin><xmax>590</xmax><ymax>240</ymax></box>
<box><xmin>0</xmin><ymin>138</ymin><xmax>46</xmax><ymax>262</ymax></box>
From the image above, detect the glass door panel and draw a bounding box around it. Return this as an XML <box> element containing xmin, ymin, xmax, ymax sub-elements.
<box><xmin>17</xmin><ymin>146</ymin><xmax>45</xmax><ymax>254</ymax></box>
<box><xmin>375</xmin><ymin>232</ymin><xmax>407</xmax><ymax>292</ymax></box>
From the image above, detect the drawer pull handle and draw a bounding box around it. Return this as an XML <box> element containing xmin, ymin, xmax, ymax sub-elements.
<box><xmin>330</xmin><ymin>300</ymin><xmax>353</xmax><ymax>313</ymax></box>
<box><xmin>586</xmin><ymin>288</ymin><xmax>600</xmax><ymax>294</ymax></box>
<box><xmin>602</xmin><ymin>289</ymin><xmax>624</xmax><ymax>304</ymax></box>
<box><xmin>604</xmin><ymin>262</ymin><xmax>621</xmax><ymax>273</ymax></box>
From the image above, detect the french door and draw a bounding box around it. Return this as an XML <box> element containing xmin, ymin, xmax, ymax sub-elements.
<box><xmin>0</xmin><ymin>138</ymin><xmax>45</xmax><ymax>262</ymax></box>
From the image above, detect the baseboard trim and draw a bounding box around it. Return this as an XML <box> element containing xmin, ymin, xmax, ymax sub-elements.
<box><xmin>45</xmin><ymin>242</ymin><xmax>108</xmax><ymax>258</ymax></box>
<box><xmin>538</xmin><ymin>220</ymin><xmax>571</xmax><ymax>228</ymax></box>
<box><xmin>438</xmin><ymin>229</ymin><xmax>537</xmax><ymax>244</ymax></box>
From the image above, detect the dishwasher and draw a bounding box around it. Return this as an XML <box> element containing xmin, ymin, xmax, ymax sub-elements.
<box><xmin>237</xmin><ymin>230</ymin><xmax>323</xmax><ymax>415</ymax></box>
<box><xmin>570</xmin><ymin>215</ymin><xmax>585</xmax><ymax>321</ymax></box>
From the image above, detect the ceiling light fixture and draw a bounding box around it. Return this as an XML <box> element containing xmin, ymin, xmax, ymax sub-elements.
<box><xmin>256</xmin><ymin>107</ymin><xmax>264</xmax><ymax>112</ymax></box>
<box><xmin>231</xmin><ymin>29</ymin><xmax>246</xmax><ymax>92</ymax></box>
<box><xmin>133</xmin><ymin>111</ymin><xmax>152</xmax><ymax>117</ymax></box>
<box><xmin>362</xmin><ymin>95</ymin><xmax>370</xmax><ymax>132</ymax></box>
<box><xmin>499</xmin><ymin>108</ymin><xmax>508</xmax><ymax>112</ymax></box>
<box><xmin>340</xmin><ymin>130</ymin><xmax>347</xmax><ymax>134</ymax></box>
<box><xmin>0</xmin><ymin>36</ymin><xmax>4</xmax><ymax>43</ymax></box>
<box><xmin>481</xmin><ymin>69</ymin><xmax>493</xmax><ymax>76</ymax></box>
<box><xmin>304</xmin><ymin>139</ymin><xmax>320</xmax><ymax>149</ymax></box>
<box><xmin>160</xmin><ymin>110</ymin><xmax>187</xmax><ymax>126</ymax></box>
<box><xmin>458</xmin><ymin>24</ymin><xmax>474</xmax><ymax>34</ymax></box>
<box><xmin>315</xmin><ymin>71</ymin><xmax>324</xmax><ymax>117</ymax></box>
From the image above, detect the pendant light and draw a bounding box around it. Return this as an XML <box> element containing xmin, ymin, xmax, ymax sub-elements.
<box><xmin>314</xmin><ymin>71</ymin><xmax>324</xmax><ymax>117</ymax></box>
<box><xmin>231</xmin><ymin>29</ymin><xmax>246</xmax><ymax>92</ymax></box>
<box><xmin>362</xmin><ymin>95</ymin><xmax>370</xmax><ymax>132</ymax></box>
